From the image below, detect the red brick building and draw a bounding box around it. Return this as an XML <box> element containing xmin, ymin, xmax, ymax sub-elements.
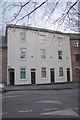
<box><xmin>70</xmin><ymin>33</ymin><xmax>80</xmax><ymax>82</ymax></box>
<box><xmin>0</xmin><ymin>36</ymin><xmax>7</xmax><ymax>84</ymax></box>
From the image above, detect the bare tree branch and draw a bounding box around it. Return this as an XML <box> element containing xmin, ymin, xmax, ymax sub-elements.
<box><xmin>73</xmin><ymin>7</ymin><xmax>80</xmax><ymax>15</ymax></box>
<box><xmin>20</xmin><ymin>7</ymin><xmax>37</xmax><ymax>26</ymax></box>
<box><xmin>66</xmin><ymin>0</ymin><xmax>79</xmax><ymax>14</ymax></box>
<box><xmin>12</xmin><ymin>0</ymin><xmax>31</xmax><ymax>21</ymax></box>
<box><xmin>2</xmin><ymin>3</ymin><xmax>22</xmax><ymax>15</ymax></box>
<box><xmin>45</xmin><ymin>0</ymin><xmax>60</xmax><ymax>23</ymax></box>
<box><xmin>15</xmin><ymin>0</ymin><xmax>48</xmax><ymax>24</ymax></box>
<box><xmin>51</xmin><ymin>0</ymin><xmax>79</xmax><ymax>25</ymax></box>
<box><xmin>2</xmin><ymin>0</ymin><xmax>79</xmax><ymax>32</ymax></box>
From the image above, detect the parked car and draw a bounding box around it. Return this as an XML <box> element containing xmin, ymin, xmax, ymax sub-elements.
<box><xmin>0</xmin><ymin>83</ymin><xmax>5</xmax><ymax>92</ymax></box>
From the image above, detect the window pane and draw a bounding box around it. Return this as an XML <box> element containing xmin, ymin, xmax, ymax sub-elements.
<box><xmin>20</xmin><ymin>68</ymin><xmax>26</xmax><ymax>79</ymax></box>
<box><xmin>42</xmin><ymin>68</ymin><xmax>46</xmax><ymax>71</ymax></box>
<box><xmin>40</xmin><ymin>35</ymin><xmax>46</xmax><ymax>43</ymax></box>
<box><xmin>41</xmin><ymin>71</ymin><xmax>46</xmax><ymax>78</ymax></box>
<box><xmin>40</xmin><ymin>49</ymin><xmax>46</xmax><ymax>59</ymax></box>
<box><xmin>58</xmin><ymin>51</ymin><xmax>62</xmax><ymax>60</ymax></box>
<box><xmin>76</xmin><ymin>68</ymin><xmax>80</xmax><ymax>75</ymax></box>
<box><xmin>20</xmin><ymin>32</ymin><xmax>26</xmax><ymax>41</ymax></box>
<box><xmin>75</xmin><ymin>54</ymin><xmax>80</xmax><ymax>61</ymax></box>
<box><xmin>59</xmin><ymin>68</ymin><xmax>63</xmax><ymax>77</ymax></box>
<box><xmin>41</xmin><ymin>68</ymin><xmax>46</xmax><ymax>78</ymax></box>
<box><xmin>20</xmin><ymin>48</ymin><xmax>26</xmax><ymax>59</ymax></box>
<box><xmin>57</xmin><ymin>37</ymin><xmax>62</xmax><ymax>45</ymax></box>
<box><xmin>74</xmin><ymin>42</ymin><xmax>79</xmax><ymax>47</ymax></box>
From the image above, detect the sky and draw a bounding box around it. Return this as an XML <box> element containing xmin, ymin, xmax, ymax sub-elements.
<box><xmin>0</xmin><ymin>0</ymin><xmax>79</xmax><ymax>35</ymax></box>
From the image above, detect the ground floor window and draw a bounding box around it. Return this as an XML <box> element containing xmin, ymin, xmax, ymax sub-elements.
<box><xmin>41</xmin><ymin>68</ymin><xmax>46</xmax><ymax>78</ymax></box>
<box><xmin>76</xmin><ymin>68</ymin><xmax>80</xmax><ymax>75</ymax></box>
<box><xmin>59</xmin><ymin>67</ymin><xmax>63</xmax><ymax>77</ymax></box>
<box><xmin>20</xmin><ymin>68</ymin><xmax>26</xmax><ymax>80</ymax></box>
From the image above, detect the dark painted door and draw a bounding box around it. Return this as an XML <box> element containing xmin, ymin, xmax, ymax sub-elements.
<box><xmin>50</xmin><ymin>68</ymin><xmax>55</xmax><ymax>83</ymax></box>
<box><xmin>10</xmin><ymin>72</ymin><xmax>14</xmax><ymax>85</ymax></box>
<box><xmin>31</xmin><ymin>69</ymin><xmax>36</xmax><ymax>84</ymax></box>
<box><xmin>67</xmin><ymin>68</ymin><xmax>70</xmax><ymax>82</ymax></box>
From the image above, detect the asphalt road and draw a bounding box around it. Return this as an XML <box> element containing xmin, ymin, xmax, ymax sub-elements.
<box><xmin>2</xmin><ymin>89</ymin><xmax>79</xmax><ymax>118</ymax></box>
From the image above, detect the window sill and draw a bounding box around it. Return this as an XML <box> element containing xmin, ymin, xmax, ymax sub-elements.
<box><xmin>59</xmin><ymin>77</ymin><xmax>64</xmax><ymax>78</ymax></box>
<box><xmin>20</xmin><ymin>41</ymin><xmax>27</xmax><ymax>43</ymax></box>
<box><xmin>20</xmin><ymin>79</ymin><xmax>27</xmax><ymax>80</ymax></box>
<box><xmin>57</xmin><ymin>44</ymin><xmax>62</xmax><ymax>46</ymax></box>
<box><xmin>40</xmin><ymin>42</ymin><xmax>46</xmax><ymax>44</ymax></box>
<box><xmin>58</xmin><ymin>60</ymin><xmax>63</xmax><ymax>62</ymax></box>
<box><xmin>19</xmin><ymin>59</ymin><xmax>27</xmax><ymax>61</ymax></box>
<box><xmin>40</xmin><ymin>78</ymin><xmax>47</xmax><ymax>79</ymax></box>
<box><xmin>40</xmin><ymin>59</ymin><xmax>47</xmax><ymax>61</ymax></box>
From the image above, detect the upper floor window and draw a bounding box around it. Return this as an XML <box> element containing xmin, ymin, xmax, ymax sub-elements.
<box><xmin>20</xmin><ymin>48</ymin><xmax>26</xmax><ymax>59</ymax></box>
<box><xmin>59</xmin><ymin>67</ymin><xmax>64</xmax><ymax>77</ymax></box>
<box><xmin>40</xmin><ymin>35</ymin><xmax>46</xmax><ymax>43</ymax></box>
<box><xmin>75</xmin><ymin>54</ymin><xmax>80</xmax><ymax>61</ymax></box>
<box><xmin>20</xmin><ymin>32</ymin><xmax>26</xmax><ymax>42</ymax></box>
<box><xmin>74</xmin><ymin>42</ymin><xmax>79</xmax><ymax>47</ymax></box>
<box><xmin>57</xmin><ymin>37</ymin><xmax>62</xmax><ymax>45</ymax></box>
<box><xmin>76</xmin><ymin>68</ymin><xmax>80</xmax><ymax>75</ymax></box>
<box><xmin>40</xmin><ymin>49</ymin><xmax>46</xmax><ymax>60</ymax></box>
<box><xmin>20</xmin><ymin>68</ymin><xmax>26</xmax><ymax>80</ymax></box>
<box><xmin>58</xmin><ymin>51</ymin><xmax>62</xmax><ymax>60</ymax></box>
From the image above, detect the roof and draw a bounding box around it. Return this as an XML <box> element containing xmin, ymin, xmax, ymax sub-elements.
<box><xmin>6</xmin><ymin>24</ymin><xmax>69</xmax><ymax>35</ymax></box>
<box><xmin>6</xmin><ymin>24</ymin><xmax>80</xmax><ymax>40</ymax></box>
<box><xmin>69</xmin><ymin>33</ymin><xmax>80</xmax><ymax>40</ymax></box>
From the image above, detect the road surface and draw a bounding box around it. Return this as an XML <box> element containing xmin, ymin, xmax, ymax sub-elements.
<box><xmin>2</xmin><ymin>89</ymin><xmax>79</xmax><ymax>118</ymax></box>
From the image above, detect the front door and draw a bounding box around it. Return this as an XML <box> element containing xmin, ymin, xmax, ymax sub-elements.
<box><xmin>50</xmin><ymin>68</ymin><xmax>55</xmax><ymax>83</ymax></box>
<box><xmin>10</xmin><ymin>71</ymin><xmax>14</xmax><ymax>85</ymax></box>
<box><xmin>67</xmin><ymin>68</ymin><xmax>70</xmax><ymax>82</ymax></box>
<box><xmin>31</xmin><ymin>69</ymin><xmax>36</xmax><ymax>84</ymax></box>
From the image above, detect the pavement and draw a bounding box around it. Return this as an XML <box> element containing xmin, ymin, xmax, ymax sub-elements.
<box><xmin>2</xmin><ymin>82</ymin><xmax>79</xmax><ymax>92</ymax></box>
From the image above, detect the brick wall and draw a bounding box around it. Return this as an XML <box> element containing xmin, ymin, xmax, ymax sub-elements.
<box><xmin>70</xmin><ymin>40</ymin><xmax>80</xmax><ymax>82</ymax></box>
<box><xmin>0</xmin><ymin>49</ymin><xmax>2</xmax><ymax>83</ymax></box>
<box><xmin>2</xmin><ymin>48</ymin><xmax>7</xmax><ymax>84</ymax></box>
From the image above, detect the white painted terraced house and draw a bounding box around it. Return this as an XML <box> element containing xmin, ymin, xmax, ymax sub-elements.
<box><xmin>6</xmin><ymin>24</ymin><xmax>72</xmax><ymax>85</ymax></box>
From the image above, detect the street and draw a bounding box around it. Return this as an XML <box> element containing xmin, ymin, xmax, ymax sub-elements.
<box><xmin>2</xmin><ymin>89</ymin><xmax>79</xmax><ymax>118</ymax></box>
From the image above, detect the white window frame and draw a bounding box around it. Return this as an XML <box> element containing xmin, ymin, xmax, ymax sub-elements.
<box><xmin>41</xmin><ymin>68</ymin><xmax>47</xmax><ymax>79</ymax></box>
<box><xmin>58</xmin><ymin>51</ymin><xmax>63</xmax><ymax>60</ymax></box>
<box><xmin>57</xmin><ymin>37</ymin><xmax>62</xmax><ymax>45</ymax></box>
<box><xmin>20</xmin><ymin>48</ymin><xmax>26</xmax><ymax>60</ymax></box>
<box><xmin>20</xmin><ymin>67</ymin><xmax>26</xmax><ymax>80</ymax></box>
<box><xmin>74</xmin><ymin>42</ymin><xmax>79</xmax><ymax>47</ymax></box>
<box><xmin>40</xmin><ymin>49</ymin><xmax>46</xmax><ymax>60</ymax></box>
<box><xmin>20</xmin><ymin>32</ymin><xmax>26</xmax><ymax>42</ymax></box>
<box><xmin>40</xmin><ymin>35</ymin><xmax>46</xmax><ymax>44</ymax></box>
<box><xmin>59</xmin><ymin>67</ymin><xmax>64</xmax><ymax>77</ymax></box>
<box><xmin>76</xmin><ymin>67</ymin><xmax>80</xmax><ymax>75</ymax></box>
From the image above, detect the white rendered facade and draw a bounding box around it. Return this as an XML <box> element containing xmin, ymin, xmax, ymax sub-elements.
<box><xmin>7</xmin><ymin>25</ymin><xmax>72</xmax><ymax>85</ymax></box>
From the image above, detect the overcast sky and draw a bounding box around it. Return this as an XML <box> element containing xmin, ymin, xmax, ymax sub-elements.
<box><xmin>0</xmin><ymin>0</ymin><xmax>78</xmax><ymax>35</ymax></box>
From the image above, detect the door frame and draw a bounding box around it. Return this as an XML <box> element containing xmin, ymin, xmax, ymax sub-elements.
<box><xmin>66</xmin><ymin>68</ymin><xmax>70</xmax><ymax>82</ymax></box>
<box><xmin>31</xmin><ymin>68</ymin><xmax>36</xmax><ymax>84</ymax></box>
<box><xmin>8</xmin><ymin>68</ymin><xmax>15</xmax><ymax>85</ymax></box>
<box><xmin>50</xmin><ymin>68</ymin><xmax>55</xmax><ymax>83</ymax></box>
